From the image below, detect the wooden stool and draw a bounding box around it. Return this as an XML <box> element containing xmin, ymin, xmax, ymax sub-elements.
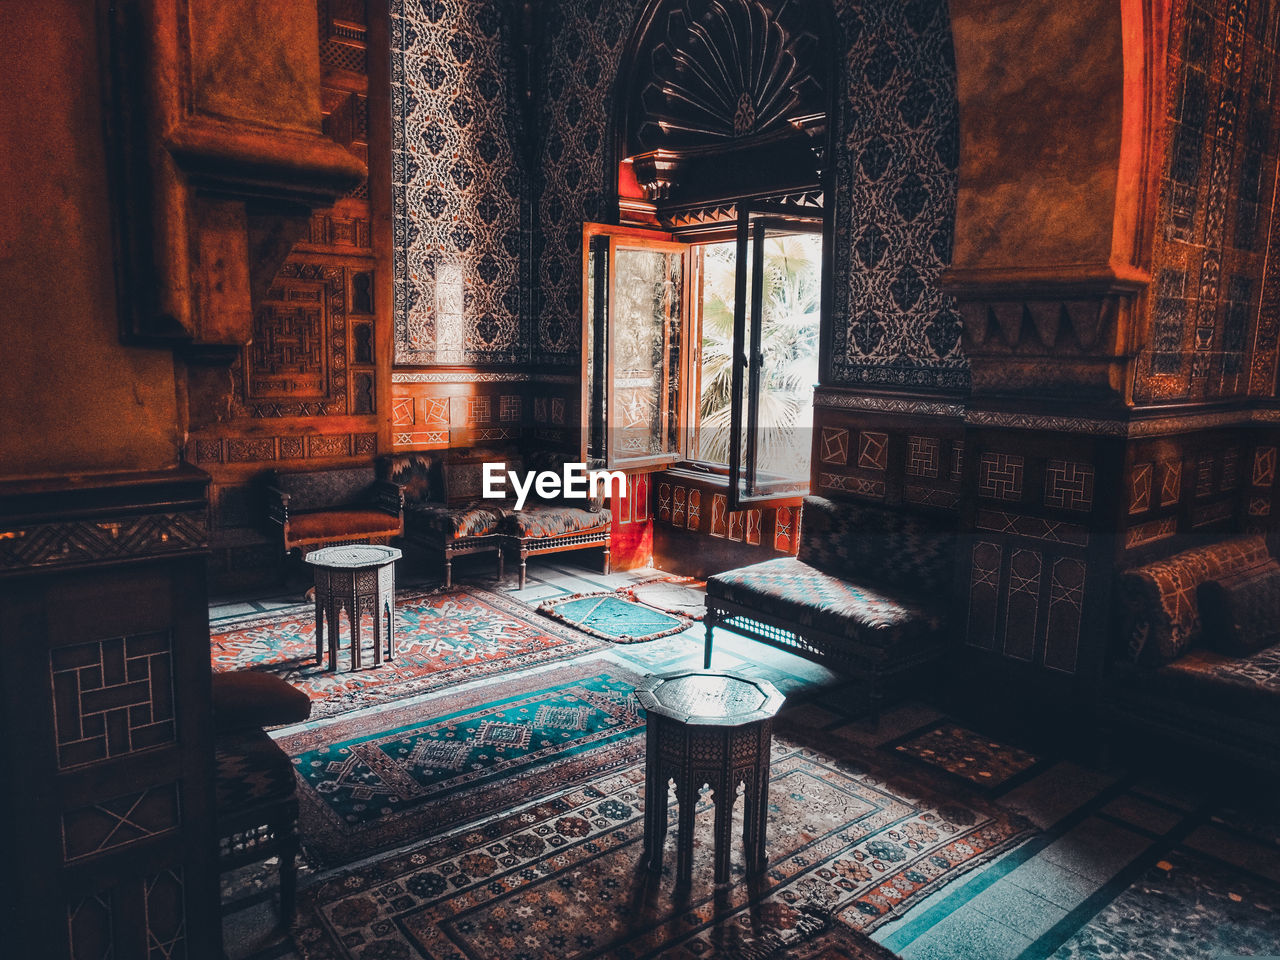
<box><xmin>636</xmin><ymin>670</ymin><xmax>785</xmax><ymax>886</ymax></box>
<box><xmin>304</xmin><ymin>544</ymin><xmax>402</xmax><ymax>671</ymax></box>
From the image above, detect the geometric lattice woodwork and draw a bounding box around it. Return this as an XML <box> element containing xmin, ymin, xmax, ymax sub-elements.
<box><xmin>62</xmin><ymin>785</ymin><xmax>181</xmax><ymax>862</ymax></box>
<box><xmin>51</xmin><ymin>632</ymin><xmax>176</xmax><ymax>769</ymax></box>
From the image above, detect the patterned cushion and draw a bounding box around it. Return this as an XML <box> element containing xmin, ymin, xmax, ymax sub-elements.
<box><xmin>1117</xmin><ymin>536</ymin><xmax>1270</xmax><ymax>664</ymax></box>
<box><xmin>383</xmin><ymin>453</ymin><xmax>442</xmax><ymax>504</ymax></box>
<box><xmin>506</xmin><ymin>505</ymin><xmax>612</xmax><ymax>539</ymax></box>
<box><xmin>796</xmin><ymin>496</ymin><xmax>952</xmax><ymax>598</ymax></box>
<box><xmin>707</xmin><ymin>556</ymin><xmax>940</xmax><ymax>648</ymax></box>
<box><xmin>288</xmin><ymin>509</ymin><xmax>402</xmax><ymax>541</ymax></box>
<box><xmin>406</xmin><ymin>501</ymin><xmax>506</xmax><ymax>539</ymax></box>
<box><xmin>1197</xmin><ymin>559</ymin><xmax>1280</xmax><ymax>655</ymax></box>
<box><xmin>272</xmin><ymin>466</ymin><xmax>375</xmax><ymax>510</ymax></box>
<box><xmin>215</xmin><ymin>729</ymin><xmax>296</xmax><ymax>810</ymax></box>
<box><xmin>1142</xmin><ymin>644</ymin><xmax>1280</xmax><ymax>725</ymax></box>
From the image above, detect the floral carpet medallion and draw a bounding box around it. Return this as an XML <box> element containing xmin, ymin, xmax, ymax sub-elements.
<box><xmin>1048</xmin><ymin>848</ymin><xmax>1280</xmax><ymax>959</ymax></box>
<box><xmin>538</xmin><ymin>593</ymin><xmax>691</xmax><ymax>643</ymax></box>
<box><xmin>294</xmin><ymin>735</ymin><xmax>1033</xmax><ymax>959</ymax></box>
<box><xmin>280</xmin><ymin>661</ymin><xmax>647</xmax><ymax>867</ymax></box>
<box><xmin>890</xmin><ymin>723</ymin><xmax>1040</xmax><ymax>790</ymax></box>
<box><xmin>210</xmin><ymin>589</ymin><xmax>601</xmax><ymax>718</ymax></box>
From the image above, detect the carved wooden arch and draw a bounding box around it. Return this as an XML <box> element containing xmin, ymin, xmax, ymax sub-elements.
<box><xmin>608</xmin><ymin>0</ymin><xmax>840</xmax><ymax>224</ymax></box>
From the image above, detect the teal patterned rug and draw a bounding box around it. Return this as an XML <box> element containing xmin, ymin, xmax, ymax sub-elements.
<box><xmin>537</xmin><ymin>592</ymin><xmax>691</xmax><ymax>642</ymax></box>
<box><xmin>279</xmin><ymin>660</ymin><xmax>646</xmax><ymax>866</ymax></box>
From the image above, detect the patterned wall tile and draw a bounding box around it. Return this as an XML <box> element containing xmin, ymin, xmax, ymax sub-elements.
<box><xmin>829</xmin><ymin>0</ymin><xmax>966</xmax><ymax>390</ymax></box>
<box><xmin>535</xmin><ymin>0</ymin><xmax>636</xmax><ymax>362</ymax></box>
<box><xmin>391</xmin><ymin>0</ymin><xmax>528</xmax><ymax>365</ymax></box>
<box><xmin>1135</xmin><ymin>0</ymin><xmax>1280</xmax><ymax>403</ymax></box>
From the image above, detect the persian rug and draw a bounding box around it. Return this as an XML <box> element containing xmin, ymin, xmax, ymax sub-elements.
<box><xmin>280</xmin><ymin>660</ymin><xmax>647</xmax><ymax>867</ymax></box>
<box><xmin>538</xmin><ymin>592</ymin><xmax>691</xmax><ymax>642</ymax></box>
<box><xmin>293</xmin><ymin>732</ymin><xmax>1034</xmax><ymax>959</ymax></box>
<box><xmin>889</xmin><ymin>723</ymin><xmax>1041</xmax><ymax>791</ymax></box>
<box><xmin>210</xmin><ymin>588</ymin><xmax>601</xmax><ymax>719</ymax></box>
<box><xmin>1047</xmin><ymin>848</ymin><xmax>1280</xmax><ymax>959</ymax></box>
<box><xmin>618</xmin><ymin>574</ymin><xmax>707</xmax><ymax>620</ymax></box>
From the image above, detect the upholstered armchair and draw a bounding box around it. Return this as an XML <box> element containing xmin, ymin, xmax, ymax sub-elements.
<box><xmin>264</xmin><ymin>464</ymin><xmax>404</xmax><ymax>559</ymax></box>
<box><xmin>212</xmin><ymin>672</ymin><xmax>312</xmax><ymax>922</ymax></box>
<box><xmin>384</xmin><ymin>452</ymin><xmax>508</xmax><ymax>588</ymax></box>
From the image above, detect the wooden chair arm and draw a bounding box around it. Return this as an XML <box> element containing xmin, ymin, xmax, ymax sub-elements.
<box><xmin>265</xmin><ymin>485</ymin><xmax>291</xmax><ymax>528</ymax></box>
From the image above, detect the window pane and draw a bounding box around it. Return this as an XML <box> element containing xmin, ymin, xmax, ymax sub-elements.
<box><xmin>754</xmin><ymin>232</ymin><xmax>821</xmax><ymax>483</ymax></box>
<box><xmin>692</xmin><ymin>241</ymin><xmax>736</xmax><ymax>465</ymax></box>
<box><xmin>611</xmin><ymin>246</ymin><xmax>682</xmax><ymax>462</ymax></box>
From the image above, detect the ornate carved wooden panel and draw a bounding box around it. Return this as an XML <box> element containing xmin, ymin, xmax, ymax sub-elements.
<box><xmin>0</xmin><ymin>469</ymin><xmax>219</xmax><ymax>958</ymax></box>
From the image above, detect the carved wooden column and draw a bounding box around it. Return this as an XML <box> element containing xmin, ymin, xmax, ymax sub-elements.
<box><xmin>941</xmin><ymin>0</ymin><xmax>1171</xmax><ymax>711</ymax></box>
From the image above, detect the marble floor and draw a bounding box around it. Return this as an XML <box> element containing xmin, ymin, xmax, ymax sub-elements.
<box><xmin>214</xmin><ymin>554</ymin><xmax>1280</xmax><ymax>960</ymax></box>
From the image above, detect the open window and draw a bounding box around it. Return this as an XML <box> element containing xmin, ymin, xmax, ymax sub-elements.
<box><xmin>583</xmin><ymin>208</ymin><xmax>822</xmax><ymax>507</ymax></box>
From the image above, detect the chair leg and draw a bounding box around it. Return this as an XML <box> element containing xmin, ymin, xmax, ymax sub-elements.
<box><xmin>519</xmin><ymin>549</ymin><xmax>528</xmax><ymax>590</ymax></box>
<box><xmin>444</xmin><ymin>548</ymin><xmax>453</xmax><ymax>589</ymax></box>
<box><xmin>602</xmin><ymin>546</ymin><xmax>611</xmax><ymax>575</ymax></box>
<box><xmin>497</xmin><ymin>546</ymin><xmax>505</xmax><ymax>580</ymax></box>
<box><xmin>279</xmin><ymin>837</ymin><xmax>299</xmax><ymax>925</ymax></box>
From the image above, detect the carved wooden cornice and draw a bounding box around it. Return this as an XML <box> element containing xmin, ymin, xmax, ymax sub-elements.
<box><xmin>0</xmin><ymin>466</ymin><xmax>210</xmax><ymax>576</ymax></box>
<box><xmin>943</xmin><ymin>262</ymin><xmax>1152</xmax><ymax>403</ymax></box>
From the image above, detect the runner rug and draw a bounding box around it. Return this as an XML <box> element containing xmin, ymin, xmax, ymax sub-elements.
<box><xmin>292</xmin><ymin>728</ymin><xmax>1035</xmax><ymax>958</ymax></box>
<box><xmin>210</xmin><ymin>588</ymin><xmax>601</xmax><ymax>719</ymax></box>
<box><xmin>280</xmin><ymin>659</ymin><xmax>647</xmax><ymax>867</ymax></box>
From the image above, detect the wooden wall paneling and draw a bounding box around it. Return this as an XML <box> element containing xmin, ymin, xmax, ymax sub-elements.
<box><xmin>0</xmin><ymin>468</ymin><xmax>219</xmax><ymax>958</ymax></box>
<box><xmin>650</xmin><ymin>469</ymin><xmax>802</xmax><ymax>579</ymax></box>
<box><xmin>809</xmin><ymin>398</ymin><xmax>965</xmax><ymax>515</ymax></box>
<box><xmin>957</xmin><ymin>427</ymin><xmax>1125</xmax><ymax>704</ymax></box>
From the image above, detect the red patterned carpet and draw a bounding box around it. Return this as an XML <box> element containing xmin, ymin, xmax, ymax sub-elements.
<box><xmin>210</xmin><ymin>588</ymin><xmax>602</xmax><ymax>719</ymax></box>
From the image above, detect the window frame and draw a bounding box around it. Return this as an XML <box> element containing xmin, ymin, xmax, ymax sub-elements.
<box><xmin>580</xmin><ymin>211</ymin><xmax>824</xmax><ymax>505</ymax></box>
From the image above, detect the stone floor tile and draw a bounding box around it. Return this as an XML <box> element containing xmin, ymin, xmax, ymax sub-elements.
<box><xmin>967</xmin><ymin>878</ymin><xmax>1070</xmax><ymax>940</ymax></box>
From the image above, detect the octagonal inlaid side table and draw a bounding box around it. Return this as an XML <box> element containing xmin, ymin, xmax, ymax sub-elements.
<box><xmin>635</xmin><ymin>669</ymin><xmax>785</xmax><ymax>886</ymax></box>
<box><xmin>304</xmin><ymin>544</ymin><xmax>402</xmax><ymax>671</ymax></box>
